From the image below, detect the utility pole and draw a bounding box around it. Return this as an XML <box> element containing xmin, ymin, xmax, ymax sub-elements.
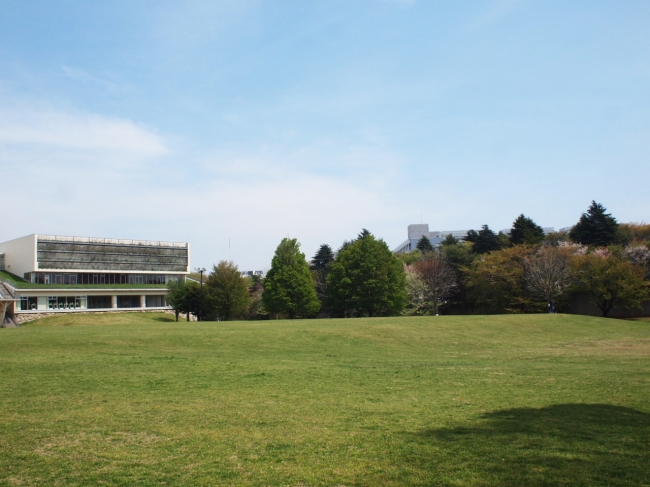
<box><xmin>195</xmin><ymin>267</ymin><xmax>206</xmax><ymax>321</ymax></box>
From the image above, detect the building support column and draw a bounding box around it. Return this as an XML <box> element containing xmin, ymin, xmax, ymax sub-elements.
<box><xmin>111</xmin><ymin>295</ymin><xmax>117</xmax><ymax>309</ymax></box>
<box><xmin>140</xmin><ymin>295</ymin><xmax>146</xmax><ymax>309</ymax></box>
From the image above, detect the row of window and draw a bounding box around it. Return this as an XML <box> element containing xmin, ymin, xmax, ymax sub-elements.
<box><xmin>18</xmin><ymin>295</ymin><xmax>167</xmax><ymax>311</ymax></box>
<box><xmin>25</xmin><ymin>273</ymin><xmax>180</xmax><ymax>285</ymax></box>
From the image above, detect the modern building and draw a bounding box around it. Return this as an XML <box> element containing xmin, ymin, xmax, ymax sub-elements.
<box><xmin>0</xmin><ymin>234</ymin><xmax>189</xmax><ymax>318</ymax></box>
<box><xmin>393</xmin><ymin>224</ymin><xmax>471</xmax><ymax>253</ymax></box>
<box><xmin>393</xmin><ymin>223</ymin><xmax>555</xmax><ymax>253</ymax></box>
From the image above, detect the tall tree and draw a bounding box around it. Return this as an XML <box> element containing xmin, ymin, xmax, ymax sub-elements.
<box><xmin>571</xmin><ymin>252</ymin><xmax>648</xmax><ymax>317</ymax></box>
<box><xmin>522</xmin><ymin>246</ymin><xmax>572</xmax><ymax>305</ymax></box>
<box><xmin>473</xmin><ymin>225</ymin><xmax>501</xmax><ymax>254</ymax></box>
<box><xmin>310</xmin><ymin>244</ymin><xmax>335</xmax><ymax>273</ymax></box>
<box><xmin>412</xmin><ymin>251</ymin><xmax>457</xmax><ymax>315</ymax></box>
<box><xmin>310</xmin><ymin>244</ymin><xmax>335</xmax><ymax>311</ymax></box>
<box><xmin>510</xmin><ymin>214</ymin><xmax>545</xmax><ymax>245</ymax></box>
<box><xmin>570</xmin><ymin>201</ymin><xmax>619</xmax><ymax>247</ymax></box>
<box><xmin>263</xmin><ymin>238</ymin><xmax>320</xmax><ymax>319</ymax></box>
<box><xmin>326</xmin><ymin>230</ymin><xmax>407</xmax><ymax>317</ymax></box>
<box><xmin>206</xmin><ymin>261</ymin><xmax>250</xmax><ymax>321</ymax></box>
<box><xmin>416</xmin><ymin>235</ymin><xmax>434</xmax><ymax>253</ymax></box>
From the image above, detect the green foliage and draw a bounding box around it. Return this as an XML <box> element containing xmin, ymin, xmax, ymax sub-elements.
<box><xmin>510</xmin><ymin>214</ymin><xmax>545</xmax><ymax>245</ymax></box>
<box><xmin>440</xmin><ymin>234</ymin><xmax>459</xmax><ymax>246</ymax></box>
<box><xmin>416</xmin><ymin>235</ymin><xmax>434</xmax><ymax>253</ymax></box>
<box><xmin>472</xmin><ymin>225</ymin><xmax>501</xmax><ymax>254</ymax></box>
<box><xmin>166</xmin><ymin>280</ymin><xmax>202</xmax><ymax>321</ymax></box>
<box><xmin>570</xmin><ymin>201</ymin><xmax>619</xmax><ymax>247</ymax></box>
<box><xmin>263</xmin><ymin>238</ymin><xmax>320</xmax><ymax>319</ymax></box>
<box><xmin>394</xmin><ymin>249</ymin><xmax>422</xmax><ymax>266</ymax></box>
<box><xmin>326</xmin><ymin>231</ymin><xmax>407</xmax><ymax>317</ymax></box>
<box><xmin>465</xmin><ymin>245</ymin><xmax>546</xmax><ymax>314</ymax></box>
<box><xmin>572</xmin><ymin>252</ymin><xmax>649</xmax><ymax>317</ymax></box>
<box><xmin>205</xmin><ymin>261</ymin><xmax>250</xmax><ymax>321</ymax></box>
<box><xmin>310</xmin><ymin>244</ymin><xmax>335</xmax><ymax>273</ymax></box>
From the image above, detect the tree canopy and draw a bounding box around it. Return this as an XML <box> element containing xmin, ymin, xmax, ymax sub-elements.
<box><xmin>416</xmin><ymin>235</ymin><xmax>434</xmax><ymax>253</ymax></box>
<box><xmin>206</xmin><ymin>261</ymin><xmax>250</xmax><ymax>321</ymax></box>
<box><xmin>263</xmin><ymin>238</ymin><xmax>320</xmax><ymax>319</ymax></box>
<box><xmin>472</xmin><ymin>225</ymin><xmax>501</xmax><ymax>254</ymax></box>
<box><xmin>326</xmin><ymin>230</ymin><xmax>407</xmax><ymax>317</ymax></box>
<box><xmin>510</xmin><ymin>214</ymin><xmax>545</xmax><ymax>245</ymax></box>
<box><xmin>570</xmin><ymin>201</ymin><xmax>619</xmax><ymax>247</ymax></box>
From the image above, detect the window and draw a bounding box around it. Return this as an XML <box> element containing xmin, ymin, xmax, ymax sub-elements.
<box><xmin>145</xmin><ymin>295</ymin><xmax>166</xmax><ymax>307</ymax></box>
<box><xmin>117</xmin><ymin>295</ymin><xmax>141</xmax><ymax>308</ymax></box>
<box><xmin>88</xmin><ymin>296</ymin><xmax>112</xmax><ymax>309</ymax></box>
<box><xmin>19</xmin><ymin>297</ymin><xmax>37</xmax><ymax>311</ymax></box>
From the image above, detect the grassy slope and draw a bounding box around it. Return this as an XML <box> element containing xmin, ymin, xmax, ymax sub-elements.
<box><xmin>0</xmin><ymin>313</ymin><xmax>649</xmax><ymax>486</ymax></box>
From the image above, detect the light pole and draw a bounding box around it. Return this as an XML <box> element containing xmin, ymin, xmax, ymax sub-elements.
<box><xmin>195</xmin><ymin>267</ymin><xmax>206</xmax><ymax>321</ymax></box>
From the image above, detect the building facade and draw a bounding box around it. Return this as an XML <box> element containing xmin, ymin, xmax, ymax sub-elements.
<box><xmin>0</xmin><ymin>234</ymin><xmax>189</xmax><ymax>316</ymax></box>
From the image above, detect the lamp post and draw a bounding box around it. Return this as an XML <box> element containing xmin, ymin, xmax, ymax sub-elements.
<box><xmin>195</xmin><ymin>267</ymin><xmax>206</xmax><ymax>321</ymax></box>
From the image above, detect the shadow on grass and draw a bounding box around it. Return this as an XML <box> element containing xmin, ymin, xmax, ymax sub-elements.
<box><xmin>403</xmin><ymin>404</ymin><xmax>650</xmax><ymax>486</ymax></box>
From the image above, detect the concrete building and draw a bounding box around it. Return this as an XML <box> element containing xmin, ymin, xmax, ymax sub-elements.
<box><xmin>0</xmin><ymin>234</ymin><xmax>189</xmax><ymax>318</ymax></box>
<box><xmin>393</xmin><ymin>224</ymin><xmax>471</xmax><ymax>253</ymax></box>
<box><xmin>393</xmin><ymin>224</ymin><xmax>555</xmax><ymax>253</ymax></box>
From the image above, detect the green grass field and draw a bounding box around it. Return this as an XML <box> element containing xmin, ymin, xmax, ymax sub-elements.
<box><xmin>1</xmin><ymin>313</ymin><xmax>649</xmax><ymax>486</ymax></box>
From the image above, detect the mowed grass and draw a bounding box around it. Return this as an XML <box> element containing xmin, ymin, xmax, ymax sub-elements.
<box><xmin>1</xmin><ymin>313</ymin><xmax>649</xmax><ymax>486</ymax></box>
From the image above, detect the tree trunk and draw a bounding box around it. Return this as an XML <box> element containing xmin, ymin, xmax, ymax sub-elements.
<box><xmin>175</xmin><ymin>310</ymin><xmax>179</xmax><ymax>322</ymax></box>
<box><xmin>186</xmin><ymin>312</ymin><xmax>190</xmax><ymax>322</ymax></box>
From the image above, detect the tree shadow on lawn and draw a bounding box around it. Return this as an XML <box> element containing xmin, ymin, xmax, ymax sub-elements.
<box><xmin>402</xmin><ymin>404</ymin><xmax>650</xmax><ymax>487</ymax></box>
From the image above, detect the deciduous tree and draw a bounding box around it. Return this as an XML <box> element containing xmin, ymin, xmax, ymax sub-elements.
<box><xmin>522</xmin><ymin>246</ymin><xmax>572</xmax><ymax>305</ymax></box>
<box><xmin>263</xmin><ymin>238</ymin><xmax>320</xmax><ymax>319</ymax></box>
<box><xmin>572</xmin><ymin>253</ymin><xmax>648</xmax><ymax>317</ymax></box>
<box><xmin>327</xmin><ymin>230</ymin><xmax>407</xmax><ymax>317</ymax></box>
<box><xmin>412</xmin><ymin>251</ymin><xmax>457</xmax><ymax>315</ymax></box>
<box><xmin>206</xmin><ymin>261</ymin><xmax>250</xmax><ymax>321</ymax></box>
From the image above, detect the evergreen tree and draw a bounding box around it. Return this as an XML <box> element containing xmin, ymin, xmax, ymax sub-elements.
<box><xmin>310</xmin><ymin>244</ymin><xmax>335</xmax><ymax>311</ymax></box>
<box><xmin>570</xmin><ymin>201</ymin><xmax>619</xmax><ymax>247</ymax></box>
<box><xmin>416</xmin><ymin>235</ymin><xmax>434</xmax><ymax>253</ymax></box>
<box><xmin>310</xmin><ymin>244</ymin><xmax>335</xmax><ymax>272</ymax></box>
<box><xmin>464</xmin><ymin>230</ymin><xmax>479</xmax><ymax>243</ymax></box>
<box><xmin>510</xmin><ymin>214</ymin><xmax>545</xmax><ymax>245</ymax></box>
<box><xmin>326</xmin><ymin>230</ymin><xmax>407</xmax><ymax>317</ymax></box>
<box><xmin>263</xmin><ymin>238</ymin><xmax>320</xmax><ymax>319</ymax></box>
<box><xmin>473</xmin><ymin>225</ymin><xmax>501</xmax><ymax>254</ymax></box>
<box><xmin>205</xmin><ymin>261</ymin><xmax>250</xmax><ymax>321</ymax></box>
<box><xmin>440</xmin><ymin>234</ymin><xmax>459</xmax><ymax>246</ymax></box>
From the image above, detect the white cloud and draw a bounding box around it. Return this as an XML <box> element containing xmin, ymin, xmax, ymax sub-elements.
<box><xmin>0</xmin><ymin>107</ymin><xmax>167</xmax><ymax>158</ymax></box>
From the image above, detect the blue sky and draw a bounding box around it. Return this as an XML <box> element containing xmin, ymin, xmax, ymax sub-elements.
<box><xmin>1</xmin><ymin>0</ymin><xmax>649</xmax><ymax>270</ymax></box>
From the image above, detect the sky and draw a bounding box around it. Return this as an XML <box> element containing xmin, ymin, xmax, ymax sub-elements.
<box><xmin>1</xmin><ymin>0</ymin><xmax>649</xmax><ymax>271</ymax></box>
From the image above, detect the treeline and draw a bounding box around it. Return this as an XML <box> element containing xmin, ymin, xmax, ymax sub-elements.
<box><xmin>168</xmin><ymin>201</ymin><xmax>650</xmax><ymax>320</ymax></box>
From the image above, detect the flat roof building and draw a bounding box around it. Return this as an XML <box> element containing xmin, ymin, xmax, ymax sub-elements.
<box><xmin>0</xmin><ymin>234</ymin><xmax>189</xmax><ymax>319</ymax></box>
<box><xmin>393</xmin><ymin>223</ymin><xmax>555</xmax><ymax>253</ymax></box>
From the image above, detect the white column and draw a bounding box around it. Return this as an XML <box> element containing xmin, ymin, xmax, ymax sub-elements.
<box><xmin>111</xmin><ymin>295</ymin><xmax>117</xmax><ymax>309</ymax></box>
<box><xmin>140</xmin><ymin>295</ymin><xmax>146</xmax><ymax>308</ymax></box>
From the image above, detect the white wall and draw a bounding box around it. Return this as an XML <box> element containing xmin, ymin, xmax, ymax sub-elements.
<box><xmin>0</xmin><ymin>234</ymin><xmax>37</xmax><ymax>278</ymax></box>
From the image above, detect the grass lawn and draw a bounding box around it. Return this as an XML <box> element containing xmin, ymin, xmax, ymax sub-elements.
<box><xmin>1</xmin><ymin>313</ymin><xmax>649</xmax><ymax>486</ymax></box>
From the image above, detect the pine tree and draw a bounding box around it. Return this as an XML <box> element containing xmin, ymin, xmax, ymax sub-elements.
<box><xmin>510</xmin><ymin>214</ymin><xmax>545</xmax><ymax>245</ymax></box>
<box><xmin>473</xmin><ymin>225</ymin><xmax>501</xmax><ymax>254</ymax></box>
<box><xmin>416</xmin><ymin>235</ymin><xmax>434</xmax><ymax>253</ymax></box>
<box><xmin>570</xmin><ymin>201</ymin><xmax>619</xmax><ymax>247</ymax></box>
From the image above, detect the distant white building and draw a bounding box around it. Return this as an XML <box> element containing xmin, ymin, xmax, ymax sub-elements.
<box><xmin>394</xmin><ymin>224</ymin><xmax>555</xmax><ymax>253</ymax></box>
<box><xmin>240</xmin><ymin>270</ymin><xmax>265</xmax><ymax>278</ymax></box>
